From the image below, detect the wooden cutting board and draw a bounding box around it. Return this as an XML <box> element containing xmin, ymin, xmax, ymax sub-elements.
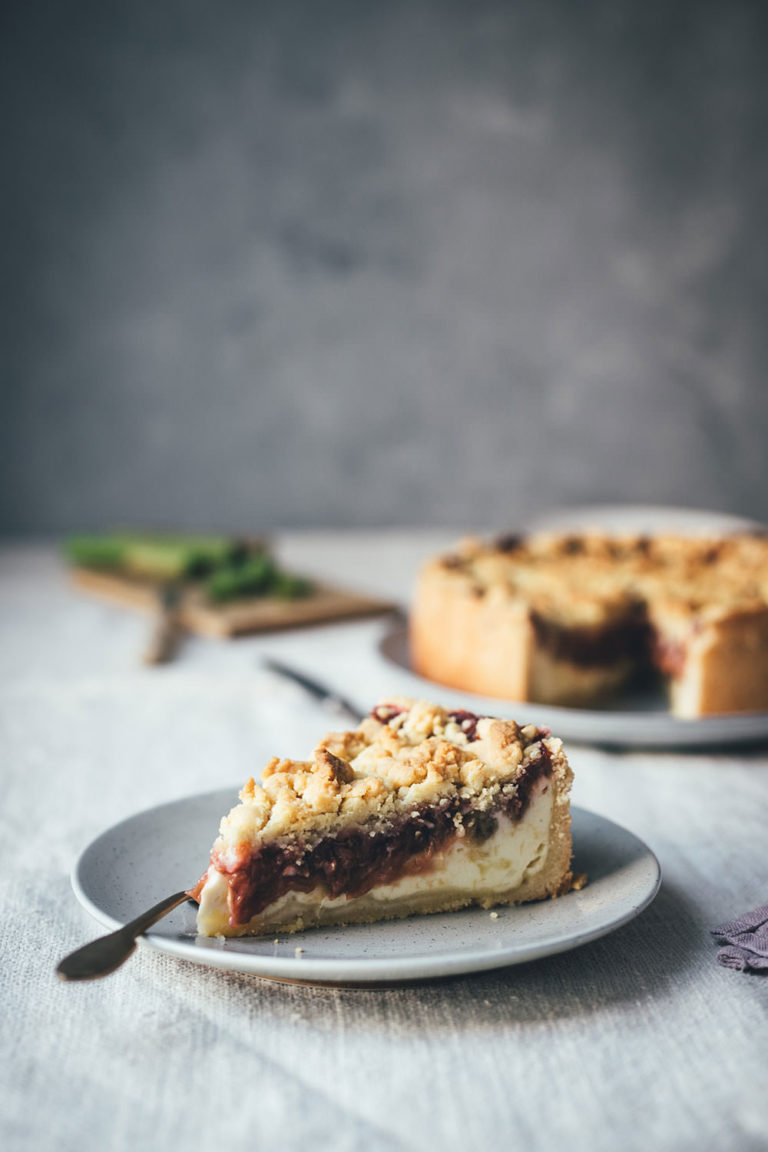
<box><xmin>72</xmin><ymin>566</ymin><xmax>397</xmax><ymax>638</ymax></box>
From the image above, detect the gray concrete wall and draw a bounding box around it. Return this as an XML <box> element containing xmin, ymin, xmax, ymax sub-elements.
<box><xmin>3</xmin><ymin>0</ymin><xmax>767</xmax><ymax>534</ymax></box>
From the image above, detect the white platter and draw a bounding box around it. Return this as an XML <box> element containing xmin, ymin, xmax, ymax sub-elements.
<box><xmin>378</xmin><ymin>505</ymin><xmax>768</xmax><ymax>748</ymax></box>
<box><xmin>71</xmin><ymin>789</ymin><xmax>660</xmax><ymax>986</ymax></box>
<box><xmin>378</xmin><ymin>621</ymin><xmax>768</xmax><ymax>748</ymax></box>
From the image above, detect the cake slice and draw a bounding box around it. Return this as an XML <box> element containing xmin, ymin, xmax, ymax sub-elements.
<box><xmin>191</xmin><ymin>698</ymin><xmax>574</xmax><ymax>937</ymax></box>
<box><xmin>648</xmin><ymin>597</ymin><xmax>768</xmax><ymax>719</ymax></box>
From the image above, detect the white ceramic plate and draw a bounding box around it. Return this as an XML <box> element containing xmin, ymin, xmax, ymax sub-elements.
<box><xmin>71</xmin><ymin>789</ymin><xmax>660</xmax><ymax>985</ymax></box>
<box><xmin>379</xmin><ymin>505</ymin><xmax>768</xmax><ymax>749</ymax></box>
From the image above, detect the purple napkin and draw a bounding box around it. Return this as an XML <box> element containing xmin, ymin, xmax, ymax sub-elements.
<box><xmin>711</xmin><ymin>903</ymin><xmax>768</xmax><ymax>971</ymax></box>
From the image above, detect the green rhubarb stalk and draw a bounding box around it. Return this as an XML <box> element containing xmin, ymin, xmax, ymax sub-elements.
<box><xmin>65</xmin><ymin>532</ymin><xmax>250</xmax><ymax>581</ymax></box>
<box><xmin>65</xmin><ymin>532</ymin><xmax>311</xmax><ymax>602</ymax></box>
<box><xmin>205</xmin><ymin>553</ymin><xmax>279</xmax><ymax>602</ymax></box>
<box><xmin>65</xmin><ymin>535</ymin><xmax>128</xmax><ymax>570</ymax></box>
<box><xmin>271</xmin><ymin>571</ymin><xmax>313</xmax><ymax>600</ymax></box>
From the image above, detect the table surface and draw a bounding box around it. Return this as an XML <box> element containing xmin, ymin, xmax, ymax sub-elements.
<box><xmin>1</xmin><ymin>535</ymin><xmax>766</xmax><ymax>1152</ymax></box>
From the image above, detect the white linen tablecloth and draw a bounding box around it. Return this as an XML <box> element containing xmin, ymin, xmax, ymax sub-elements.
<box><xmin>1</xmin><ymin>536</ymin><xmax>766</xmax><ymax>1152</ymax></box>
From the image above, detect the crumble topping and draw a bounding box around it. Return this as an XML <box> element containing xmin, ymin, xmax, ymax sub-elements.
<box><xmin>212</xmin><ymin>698</ymin><xmax>555</xmax><ymax>856</ymax></box>
<box><xmin>438</xmin><ymin>530</ymin><xmax>768</xmax><ymax>626</ymax></box>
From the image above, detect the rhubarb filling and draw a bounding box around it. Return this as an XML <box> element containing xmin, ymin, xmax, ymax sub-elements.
<box><xmin>649</xmin><ymin>631</ymin><xmax>688</xmax><ymax>679</ymax></box>
<box><xmin>530</xmin><ymin>609</ymin><xmax>649</xmax><ymax>668</ymax></box>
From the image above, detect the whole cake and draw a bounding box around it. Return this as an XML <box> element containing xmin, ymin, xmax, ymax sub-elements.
<box><xmin>191</xmin><ymin>698</ymin><xmax>573</xmax><ymax>937</ymax></box>
<box><xmin>411</xmin><ymin>530</ymin><xmax>768</xmax><ymax>718</ymax></box>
